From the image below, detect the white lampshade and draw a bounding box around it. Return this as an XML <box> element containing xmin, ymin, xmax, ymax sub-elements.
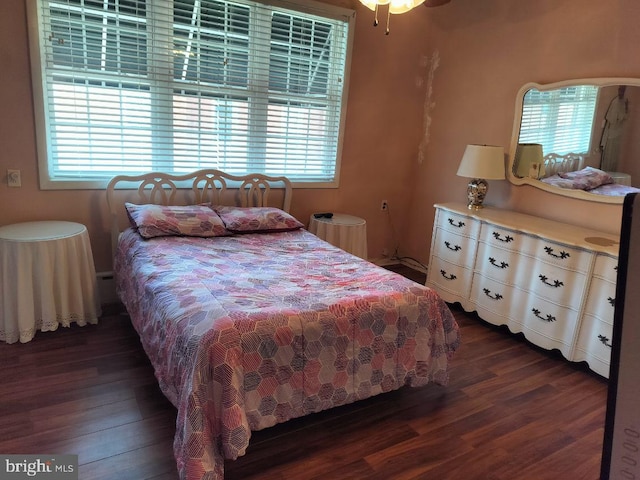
<box><xmin>456</xmin><ymin>144</ymin><xmax>506</xmax><ymax>180</ymax></box>
<box><xmin>514</xmin><ymin>143</ymin><xmax>544</xmax><ymax>178</ymax></box>
<box><xmin>359</xmin><ymin>0</ymin><xmax>426</xmax><ymax>14</ymax></box>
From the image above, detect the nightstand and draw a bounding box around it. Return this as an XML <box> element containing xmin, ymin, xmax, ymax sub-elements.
<box><xmin>308</xmin><ymin>213</ymin><xmax>368</xmax><ymax>259</ymax></box>
<box><xmin>0</xmin><ymin>221</ymin><xmax>101</xmax><ymax>343</ymax></box>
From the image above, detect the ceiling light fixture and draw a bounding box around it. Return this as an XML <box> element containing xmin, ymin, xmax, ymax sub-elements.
<box><xmin>359</xmin><ymin>0</ymin><xmax>426</xmax><ymax>34</ymax></box>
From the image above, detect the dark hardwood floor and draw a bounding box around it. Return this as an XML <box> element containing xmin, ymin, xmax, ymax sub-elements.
<box><xmin>0</xmin><ymin>265</ymin><xmax>608</xmax><ymax>479</ymax></box>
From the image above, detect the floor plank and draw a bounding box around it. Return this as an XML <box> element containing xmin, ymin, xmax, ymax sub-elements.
<box><xmin>0</xmin><ymin>265</ymin><xmax>608</xmax><ymax>480</ymax></box>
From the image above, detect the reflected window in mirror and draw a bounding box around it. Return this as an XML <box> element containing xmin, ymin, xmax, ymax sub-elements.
<box><xmin>519</xmin><ymin>85</ymin><xmax>598</xmax><ymax>159</ymax></box>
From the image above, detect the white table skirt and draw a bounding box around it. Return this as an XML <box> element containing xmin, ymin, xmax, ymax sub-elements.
<box><xmin>0</xmin><ymin>221</ymin><xmax>101</xmax><ymax>343</ymax></box>
<box><xmin>308</xmin><ymin>213</ymin><xmax>368</xmax><ymax>259</ymax></box>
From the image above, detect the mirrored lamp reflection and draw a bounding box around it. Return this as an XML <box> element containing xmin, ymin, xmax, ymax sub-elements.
<box><xmin>514</xmin><ymin>143</ymin><xmax>544</xmax><ymax>179</ymax></box>
<box><xmin>456</xmin><ymin>144</ymin><xmax>505</xmax><ymax>210</ymax></box>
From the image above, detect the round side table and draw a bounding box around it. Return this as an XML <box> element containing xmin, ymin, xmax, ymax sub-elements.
<box><xmin>0</xmin><ymin>221</ymin><xmax>101</xmax><ymax>343</ymax></box>
<box><xmin>308</xmin><ymin>213</ymin><xmax>368</xmax><ymax>259</ymax></box>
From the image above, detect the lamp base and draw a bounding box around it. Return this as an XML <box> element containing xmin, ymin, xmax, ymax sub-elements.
<box><xmin>466</xmin><ymin>178</ymin><xmax>488</xmax><ymax>210</ymax></box>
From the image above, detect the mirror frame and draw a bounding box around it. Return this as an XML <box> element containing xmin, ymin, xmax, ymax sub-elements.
<box><xmin>508</xmin><ymin>77</ymin><xmax>640</xmax><ymax>204</ymax></box>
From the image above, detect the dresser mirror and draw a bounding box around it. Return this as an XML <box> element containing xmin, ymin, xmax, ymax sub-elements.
<box><xmin>508</xmin><ymin>78</ymin><xmax>640</xmax><ymax>204</ymax></box>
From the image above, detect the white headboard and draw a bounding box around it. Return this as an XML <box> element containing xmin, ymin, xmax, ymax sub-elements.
<box><xmin>106</xmin><ymin>169</ymin><xmax>293</xmax><ymax>256</ymax></box>
<box><xmin>541</xmin><ymin>152</ymin><xmax>585</xmax><ymax>178</ymax></box>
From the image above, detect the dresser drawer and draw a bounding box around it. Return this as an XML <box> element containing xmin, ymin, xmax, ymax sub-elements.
<box><xmin>427</xmin><ymin>256</ymin><xmax>473</xmax><ymax>303</ymax></box>
<box><xmin>520</xmin><ymin>291</ymin><xmax>580</xmax><ymax>358</ymax></box>
<box><xmin>592</xmin><ymin>254</ymin><xmax>619</xmax><ymax>282</ymax></box>
<box><xmin>584</xmin><ymin>276</ymin><xmax>616</xmax><ymax>325</ymax></box>
<box><xmin>433</xmin><ymin>228</ymin><xmax>478</xmax><ymax>268</ymax></box>
<box><xmin>480</xmin><ymin>223</ymin><xmax>594</xmax><ymax>273</ymax></box>
<box><xmin>469</xmin><ymin>274</ymin><xmax>524</xmax><ymax>328</ymax></box>
<box><xmin>573</xmin><ymin>313</ymin><xmax>613</xmax><ymax>378</ymax></box>
<box><xmin>476</xmin><ymin>241</ymin><xmax>530</xmax><ymax>285</ymax></box>
<box><xmin>475</xmin><ymin>240</ymin><xmax>587</xmax><ymax>307</ymax></box>
<box><xmin>436</xmin><ymin>209</ymin><xmax>480</xmax><ymax>239</ymax></box>
<box><xmin>526</xmin><ymin>262</ymin><xmax>588</xmax><ymax>308</ymax></box>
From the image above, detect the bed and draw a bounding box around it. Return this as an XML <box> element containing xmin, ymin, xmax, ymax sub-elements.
<box><xmin>539</xmin><ymin>153</ymin><xmax>640</xmax><ymax>196</ymax></box>
<box><xmin>106</xmin><ymin>169</ymin><xmax>461</xmax><ymax>480</ymax></box>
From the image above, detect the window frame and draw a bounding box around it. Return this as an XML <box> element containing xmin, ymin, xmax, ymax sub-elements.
<box><xmin>27</xmin><ymin>0</ymin><xmax>355</xmax><ymax>190</ymax></box>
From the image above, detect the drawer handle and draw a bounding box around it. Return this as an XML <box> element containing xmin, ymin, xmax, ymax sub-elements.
<box><xmin>539</xmin><ymin>274</ymin><xmax>563</xmax><ymax>288</ymax></box>
<box><xmin>447</xmin><ymin>218</ymin><xmax>465</xmax><ymax>228</ymax></box>
<box><xmin>483</xmin><ymin>288</ymin><xmax>503</xmax><ymax>300</ymax></box>
<box><xmin>544</xmin><ymin>246</ymin><xmax>570</xmax><ymax>260</ymax></box>
<box><xmin>492</xmin><ymin>231</ymin><xmax>514</xmax><ymax>243</ymax></box>
<box><xmin>488</xmin><ymin>257</ymin><xmax>509</xmax><ymax>269</ymax></box>
<box><xmin>608</xmin><ymin>296</ymin><xmax>615</xmax><ymax>307</ymax></box>
<box><xmin>444</xmin><ymin>241</ymin><xmax>461</xmax><ymax>252</ymax></box>
<box><xmin>439</xmin><ymin>269</ymin><xmax>457</xmax><ymax>281</ymax></box>
<box><xmin>598</xmin><ymin>334</ymin><xmax>612</xmax><ymax>348</ymax></box>
<box><xmin>532</xmin><ymin>308</ymin><xmax>556</xmax><ymax>323</ymax></box>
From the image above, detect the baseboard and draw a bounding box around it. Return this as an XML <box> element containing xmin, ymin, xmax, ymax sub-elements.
<box><xmin>370</xmin><ymin>256</ymin><xmax>428</xmax><ymax>274</ymax></box>
<box><xmin>399</xmin><ymin>257</ymin><xmax>428</xmax><ymax>274</ymax></box>
<box><xmin>370</xmin><ymin>256</ymin><xmax>397</xmax><ymax>267</ymax></box>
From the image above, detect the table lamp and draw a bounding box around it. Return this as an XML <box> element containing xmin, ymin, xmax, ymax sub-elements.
<box><xmin>456</xmin><ymin>144</ymin><xmax>505</xmax><ymax>210</ymax></box>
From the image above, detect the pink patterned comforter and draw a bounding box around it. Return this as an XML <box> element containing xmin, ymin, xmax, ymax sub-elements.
<box><xmin>114</xmin><ymin>228</ymin><xmax>460</xmax><ymax>479</ymax></box>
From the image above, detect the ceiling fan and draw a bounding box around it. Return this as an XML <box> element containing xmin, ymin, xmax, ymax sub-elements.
<box><xmin>360</xmin><ymin>0</ymin><xmax>452</xmax><ymax>34</ymax></box>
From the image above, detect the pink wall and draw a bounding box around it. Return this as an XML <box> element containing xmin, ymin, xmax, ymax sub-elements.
<box><xmin>405</xmin><ymin>0</ymin><xmax>640</xmax><ymax>265</ymax></box>
<box><xmin>1</xmin><ymin>0</ymin><xmax>639</xmax><ymax>273</ymax></box>
<box><xmin>0</xmin><ymin>0</ymin><xmax>434</xmax><ymax>271</ymax></box>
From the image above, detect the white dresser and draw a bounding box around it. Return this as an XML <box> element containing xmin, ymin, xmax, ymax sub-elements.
<box><xmin>426</xmin><ymin>202</ymin><xmax>620</xmax><ymax>378</ymax></box>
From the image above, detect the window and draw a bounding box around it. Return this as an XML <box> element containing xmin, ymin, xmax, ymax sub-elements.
<box><xmin>519</xmin><ymin>85</ymin><xmax>598</xmax><ymax>155</ymax></box>
<box><xmin>29</xmin><ymin>0</ymin><xmax>354</xmax><ymax>189</ymax></box>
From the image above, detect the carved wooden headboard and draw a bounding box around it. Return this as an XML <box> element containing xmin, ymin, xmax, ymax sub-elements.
<box><xmin>106</xmin><ymin>169</ymin><xmax>292</xmax><ymax>256</ymax></box>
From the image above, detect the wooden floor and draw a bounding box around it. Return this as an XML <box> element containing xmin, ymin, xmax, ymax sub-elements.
<box><xmin>0</xmin><ymin>265</ymin><xmax>609</xmax><ymax>480</ymax></box>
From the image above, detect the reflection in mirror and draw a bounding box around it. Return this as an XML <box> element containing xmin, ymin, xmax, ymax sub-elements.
<box><xmin>508</xmin><ymin>78</ymin><xmax>640</xmax><ymax>204</ymax></box>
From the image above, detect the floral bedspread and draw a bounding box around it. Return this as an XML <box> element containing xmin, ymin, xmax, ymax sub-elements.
<box><xmin>114</xmin><ymin>228</ymin><xmax>460</xmax><ymax>479</ymax></box>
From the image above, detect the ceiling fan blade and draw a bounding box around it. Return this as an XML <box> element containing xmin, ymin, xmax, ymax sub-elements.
<box><xmin>424</xmin><ymin>0</ymin><xmax>451</xmax><ymax>6</ymax></box>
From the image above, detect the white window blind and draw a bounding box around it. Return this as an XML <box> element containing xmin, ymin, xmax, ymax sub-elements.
<box><xmin>519</xmin><ymin>85</ymin><xmax>598</xmax><ymax>155</ymax></box>
<box><xmin>30</xmin><ymin>0</ymin><xmax>353</xmax><ymax>188</ymax></box>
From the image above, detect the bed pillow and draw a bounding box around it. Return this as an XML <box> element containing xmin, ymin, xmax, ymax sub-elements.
<box><xmin>557</xmin><ymin>167</ymin><xmax>614</xmax><ymax>190</ymax></box>
<box><xmin>214</xmin><ymin>206</ymin><xmax>303</xmax><ymax>233</ymax></box>
<box><xmin>125</xmin><ymin>203</ymin><xmax>230</xmax><ymax>238</ymax></box>
<box><xmin>540</xmin><ymin>174</ymin><xmax>579</xmax><ymax>189</ymax></box>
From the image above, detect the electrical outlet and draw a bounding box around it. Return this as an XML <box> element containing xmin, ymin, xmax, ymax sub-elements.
<box><xmin>381</xmin><ymin>200</ymin><xmax>388</xmax><ymax>211</ymax></box>
<box><xmin>7</xmin><ymin>169</ymin><xmax>21</xmax><ymax>187</ymax></box>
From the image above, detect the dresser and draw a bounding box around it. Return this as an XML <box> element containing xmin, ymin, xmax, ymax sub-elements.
<box><xmin>426</xmin><ymin>202</ymin><xmax>619</xmax><ymax>377</ymax></box>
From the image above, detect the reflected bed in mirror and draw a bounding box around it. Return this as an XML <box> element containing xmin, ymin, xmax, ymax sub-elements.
<box><xmin>508</xmin><ymin>78</ymin><xmax>640</xmax><ymax>204</ymax></box>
